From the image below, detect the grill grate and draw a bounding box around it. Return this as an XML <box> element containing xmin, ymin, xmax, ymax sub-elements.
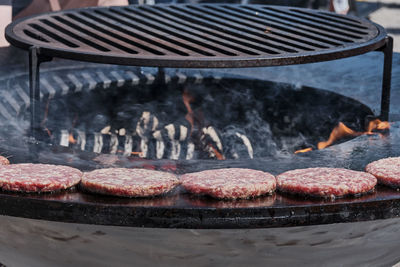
<box><xmin>6</xmin><ymin>4</ymin><xmax>386</xmax><ymax>68</ymax></box>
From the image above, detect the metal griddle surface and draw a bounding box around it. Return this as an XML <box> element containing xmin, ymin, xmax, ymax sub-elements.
<box><xmin>0</xmin><ymin>185</ymin><xmax>399</xmax><ymax>228</ymax></box>
<box><xmin>0</xmin><ymin>122</ymin><xmax>399</xmax><ymax>228</ymax></box>
<box><xmin>5</xmin><ymin>5</ymin><xmax>386</xmax><ymax>67</ymax></box>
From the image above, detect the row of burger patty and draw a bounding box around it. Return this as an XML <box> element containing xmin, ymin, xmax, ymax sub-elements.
<box><xmin>0</xmin><ymin>156</ymin><xmax>398</xmax><ymax>199</ymax></box>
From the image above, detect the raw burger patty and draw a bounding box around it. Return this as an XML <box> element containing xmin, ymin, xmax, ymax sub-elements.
<box><xmin>366</xmin><ymin>157</ymin><xmax>400</xmax><ymax>188</ymax></box>
<box><xmin>277</xmin><ymin>167</ymin><xmax>377</xmax><ymax>198</ymax></box>
<box><xmin>180</xmin><ymin>168</ymin><xmax>276</xmax><ymax>199</ymax></box>
<box><xmin>0</xmin><ymin>156</ymin><xmax>9</xmax><ymax>165</ymax></box>
<box><xmin>82</xmin><ymin>168</ymin><xmax>179</xmax><ymax>197</ymax></box>
<box><xmin>0</xmin><ymin>164</ymin><xmax>82</xmax><ymax>193</ymax></box>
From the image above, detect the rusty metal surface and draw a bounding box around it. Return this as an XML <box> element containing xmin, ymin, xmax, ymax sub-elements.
<box><xmin>5</xmin><ymin>4</ymin><xmax>387</xmax><ymax>68</ymax></box>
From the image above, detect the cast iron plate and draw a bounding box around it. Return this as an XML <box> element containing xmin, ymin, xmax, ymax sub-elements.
<box><xmin>5</xmin><ymin>5</ymin><xmax>387</xmax><ymax>68</ymax></box>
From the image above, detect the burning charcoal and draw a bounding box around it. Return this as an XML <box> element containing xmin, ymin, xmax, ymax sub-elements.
<box><xmin>76</xmin><ymin>129</ymin><xmax>86</xmax><ymax>151</ymax></box>
<box><xmin>152</xmin><ymin>124</ymin><xmax>189</xmax><ymax>160</ymax></box>
<box><xmin>163</xmin><ymin>124</ymin><xmax>189</xmax><ymax>160</ymax></box>
<box><xmin>100</xmin><ymin>126</ymin><xmax>112</xmax><ymax>154</ymax></box>
<box><xmin>186</xmin><ymin>142</ymin><xmax>195</xmax><ymax>160</ymax></box>
<box><xmin>55</xmin><ymin>128</ymin><xmax>81</xmax><ymax>149</ymax></box>
<box><xmin>152</xmin><ymin>130</ymin><xmax>165</xmax><ymax>159</ymax></box>
<box><xmin>93</xmin><ymin>132</ymin><xmax>103</xmax><ymax>154</ymax></box>
<box><xmin>123</xmin><ymin>133</ymin><xmax>133</xmax><ymax>157</ymax></box>
<box><xmin>222</xmin><ymin>128</ymin><xmax>254</xmax><ymax>159</ymax></box>
<box><xmin>109</xmin><ymin>133</ymin><xmax>119</xmax><ymax>154</ymax></box>
<box><xmin>136</xmin><ymin>111</ymin><xmax>159</xmax><ymax>158</ymax></box>
<box><xmin>59</xmin><ymin>130</ymin><xmax>69</xmax><ymax>147</ymax></box>
<box><xmin>79</xmin><ymin>123</ymin><xmax>106</xmax><ymax>154</ymax></box>
<box><xmin>165</xmin><ymin>124</ymin><xmax>180</xmax><ymax>160</ymax></box>
<box><xmin>114</xmin><ymin>128</ymin><xmax>127</xmax><ymax>155</ymax></box>
<box><xmin>200</xmin><ymin>126</ymin><xmax>224</xmax><ymax>160</ymax></box>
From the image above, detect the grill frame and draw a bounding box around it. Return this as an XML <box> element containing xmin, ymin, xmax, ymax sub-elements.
<box><xmin>5</xmin><ymin>4</ymin><xmax>388</xmax><ymax>68</ymax></box>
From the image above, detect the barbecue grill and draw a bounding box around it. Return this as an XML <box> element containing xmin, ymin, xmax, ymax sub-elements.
<box><xmin>1</xmin><ymin>4</ymin><xmax>397</xmax><ymax>229</ymax></box>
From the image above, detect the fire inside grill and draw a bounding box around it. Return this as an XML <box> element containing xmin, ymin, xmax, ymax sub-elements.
<box><xmin>34</xmin><ymin>74</ymin><xmax>377</xmax><ymax>161</ymax></box>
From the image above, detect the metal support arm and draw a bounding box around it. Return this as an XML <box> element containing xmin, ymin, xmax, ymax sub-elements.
<box><xmin>379</xmin><ymin>36</ymin><xmax>393</xmax><ymax>121</ymax></box>
<box><xmin>29</xmin><ymin>46</ymin><xmax>52</xmax><ymax>140</ymax></box>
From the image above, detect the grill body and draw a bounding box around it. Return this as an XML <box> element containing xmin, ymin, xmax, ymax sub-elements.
<box><xmin>0</xmin><ymin>4</ymin><xmax>396</xmax><ymax>228</ymax></box>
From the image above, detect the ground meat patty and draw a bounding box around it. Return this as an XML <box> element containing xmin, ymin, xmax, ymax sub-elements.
<box><xmin>180</xmin><ymin>168</ymin><xmax>276</xmax><ymax>199</ymax></box>
<box><xmin>366</xmin><ymin>157</ymin><xmax>400</xmax><ymax>188</ymax></box>
<box><xmin>276</xmin><ymin>167</ymin><xmax>377</xmax><ymax>198</ymax></box>
<box><xmin>81</xmin><ymin>168</ymin><xmax>179</xmax><ymax>197</ymax></box>
<box><xmin>0</xmin><ymin>164</ymin><xmax>82</xmax><ymax>193</ymax></box>
<box><xmin>0</xmin><ymin>156</ymin><xmax>9</xmax><ymax>165</ymax></box>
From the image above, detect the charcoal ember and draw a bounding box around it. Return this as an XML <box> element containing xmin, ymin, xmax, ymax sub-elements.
<box><xmin>114</xmin><ymin>129</ymin><xmax>127</xmax><ymax>155</ymax></box>
<box><xmin>84</xmin><ymin>115</ymin><xmax>109</xmax><ymax>153</ymax></box>
<box><xmin>222</xmin><ymin>128</ymin><xmax>253</xmax><ymax>159</ymax></box>
<box><xmin>136</xmin><ymin>111</ymin><xmax>159</xmax><ymax>158</ymax></box>
<box><xmin>199</xmin><ymin>126</ymin><xmax>224</xmax><ymax>160</ymax></box>
<box><xmin>161</xmin><ymin>123</ymin><xmax>189</xmax><ymax>160</ymax></box>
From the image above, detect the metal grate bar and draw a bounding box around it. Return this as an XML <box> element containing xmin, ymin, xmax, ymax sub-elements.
<box><xmin>51</xmin><ymin>15</ymin><xmax>139</xmax><ymax>54</ymax></box>
<box><xmin>92</xmin><ymin>9</ymin><xmax>217</xmax><ymax>56</ymax></box>
<box><xmin>22</xmin><ymin>29</ymin><xmax>50</xmax><ymax>43</ymax></box>
<box><xmin>107</xmin><ymin>7</ymin><xmax>241</xmax><ymax>56</ymax></box>
<box><xmin>38</xmin><ymin>18</ymin><xmax>111</xmax><ymax>51</ymax></box>
<box><xmin>6</xmin><ymin>4</ymin><xmax>384</xmax><ymax>68</ymax></box>
<box><xmin>27</xmin><ymin>23</ymin><xmax>79</xmax><ymax>48</ymax></box>
<box><xmin>290</xmin><ymin>9</ymin><xmax>366</xmax><ymax>29</ymax></box>
<box><xmin>264</xmin><ymin>7</ymin><xmax>367</xmax><ymax>39</ymax></box>
<box><xmin>207</xmin><ymin>5</ymin><xmax>330</xmax><ymax>50</ymax></box>
<box><xmin>124</xmin><ymin>6</ymin><xmax>265</xmax><ymax>56</ymax></box>
<box><xmin>78</xmin><ymin>11</ymin><xmax>189</xmax><ymax>56</ymax></box>
<box><xmin>153</xmin><ymin>5</ymin><xmax>285</xmax><ymax>54</ymax></box>
<box><xmin>188</xmin><ymin>5</ymin><xmax>318</xmax><ymax>51</ymax></box>
<box><xmin>289</xmin><ymin>8</ymin><xmax>368</xmax><ymax>31</ymax></box>
<box><xmin>172</xmin><ymin>5</ymin><xmax>299</xmax><ymax>53</ymax></box>
<box><xmin>66</xmin><ymin>13</ymin><xmax>164</xmax><ymax>55</ymax></box>
<box><xmin>138</xmin><ymin>5</ymin><xmax>280</xmax><ymax>55</ymax></box>
<box><xmin>246</xmin><ymin>6</ymin><xmax>359</xmax><ymax>43</ymax></box>
<box><xmin>226</xmin><ymin>5</ymin><xmax>343</xmax><ymax>47</ymax></box>
<box><xmin>241</xmin><ymin>6</ymin><xmax>353</xmax><ymax>44</ymax></box>
<box><xmin>321</xmin><ymin>11</ymin><xmax>364</xmax><ymax>24</ymax></box>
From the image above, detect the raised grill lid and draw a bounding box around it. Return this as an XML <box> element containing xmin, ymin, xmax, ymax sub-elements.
<box><xmin>6</xmin><ymin>4</ymin><xmax>386</xmax><ymax>68</ymax></box>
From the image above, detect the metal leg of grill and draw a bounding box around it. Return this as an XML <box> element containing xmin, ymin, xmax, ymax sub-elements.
<box><xmin>379</xmin><ymin>36</ymin><xmax>393</xmax><ymax>121</ymax></box>
<box><xmin>29</xmin><ymin>47</ymin><xmax>41</xmax><ymax>140</ymax></box>
<box><xmin>156</xmin><ymin>67</ymin><xmax>165</xmax><ymax>82</ymax></box>
<box><xmin>28</xmin><ymin>47</ymin><xmax>52</xmax><ymax>140</ymax></box>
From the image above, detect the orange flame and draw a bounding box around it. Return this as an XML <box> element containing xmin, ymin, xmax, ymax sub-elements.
<box><xmin>69</xmin><ymin>133</ymin><xmax>77</xmax><ymax>144</ymax></box>
<box><xmin>117</xmin><ymin>150</ymin><xmax>144</xmax><ymax>157</ymax></box>
<box><xmin>210</xmin><ymin>145</ymin><xmax>225</xmax><ymax>160</ymax></box>
<box><xmin>294</xmin><ymin>148</ymin><xmax>313</xmax><ymax>154</ymax></box>
<box><xmin>366</xmin><ymin>119</ymin><xmax>390</xmax><ymax>133</ymax></box>
<box><xmin>317</xmin><ymin>122</ymin><xmax>362</xmax><ymax>149</ymax></box>
<box><xmin>44</xmin><ymin>128</ymin><xmax>52</xmax><ymax>137</ymax></box>
<box><xmin>296</xmin><ymin>119</ymin><xmax>391</xmax><ymax>154</ymax></box>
